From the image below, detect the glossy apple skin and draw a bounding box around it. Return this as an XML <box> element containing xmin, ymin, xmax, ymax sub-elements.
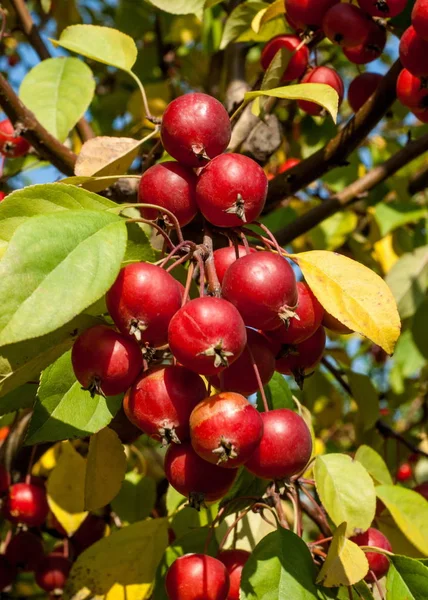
<box><xmin>3</xmin><ymin>482</ymin><xmax>49</xmax><ymax>527</ymax></box>
<box><xmin>217</xmin><ymin>549</ymin><xmax>250</xmax><ymax>600</ymax></box>
<box><xmin>165</xmin><ymin>554</ymin><xmax>230</xmax><ymax>600</ymax></box>
<box><xmin>350</xmin><ymin>528</ymin><xmax>392</xmax><ymax>582</ymax></box>
<box><xmin>261</xmin><ymin>35</ymin><xmax>309</xmax><ymax>81</ymax></box>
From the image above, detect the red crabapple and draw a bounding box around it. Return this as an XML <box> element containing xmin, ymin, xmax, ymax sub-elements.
<box><xmin>196</xmin><ymin>153</ymin><xmax>268</xmax><ymax>227</ymax></box>
<box><xmin>266</xmin><ymin>282</ymin><xmax>324</xmax><ymax>346</ymax></box>
<box><xmin>396</xmin><ymin>463</ymin><xmax>412</xmax><ymax>481</ymax></box>
<box><xmin>298</xmin><ymin>67</ymin><xmax>344</xmax><ymax>116</ymax></box>
<box><xmin>209</xmin><ymin>328</ymin><xmax>275</xmax><ymax>396</ymax></box>
<box><xmin>414</xmin><ymin>481</ymin><xmax>428</xmax><ymax>500</ymax></box>
<box><xmin>412</xmin><ymin>0</ymin><xmax>428</xmax><ymax>41</ymax></box>
<box><xmin>348</xmin><ymin>73</ymin><xmax>383</xmax><ymax>113</ymax></box>
<box><xmin>322</xmin><ymin>311</ymin><xmax>353</xmax><ymax>334</ymax></box>
<box><xmin>124</xmin><ymin>365</ymin><xmax>207</xmax><ymax>444</ymax></box>
<box><xmin>350</xmin><ymin>528</ymin><xmax>392</xmax><ymax>582</ymax></box>
<box><xmin>0</xmin><ymin>119</ymin><xmax>31</xmax><ymax>158</ymax></box>
<box><xmin>275</xmin><ymin>325</ymin><xmax>326</xmax><ymax>387</ymax></box>
<box><xmin>357</xmin><ymin>0</ymin><xmax>407</xmax><ymax>18</ymax></box>
<box><xmin>72</xmin><ymin>514</ymin><xmax>107</xmax><ymax>554</ymax></box>
<box><xmin>245</xmin><ymin>409</ymin><xmax>312</xmax><ymax>480</ymax></box>
<box><xmin>35</xmin><ymin>555</ymin><xmax>72</xmax><ymax>593</ymax></box>
<box><xmin>71</xmin><ymin>325</ymin><xmax>143</xmax><ymax>397</ymax></box>
<box><xmin>413</xmin><ymin>107</ymin><xmax>428</xmax><ymax>122</ymax></box>
<box><xmin>3</xmin><ymin>482</ymin><xmax>49</xmax><ymax>527</ymax></box>
<box><xmin>279</xmin><ymin>158</ymin><xmax>301</xmax><ymax>173</ymax></box>
<box><xmin>189</xmin><ymin>392</ymin><xmax>264</xmax><ymax>467</ymax></box>
<box><xmin>322</xmin><ymin>4</ymin><xmax>371</xmax><ymax>48</ymax></box>
<box><xmin>168</xmin><ymin>297</ymin><xmax>247</xmax><ymax>376</ymax></box>
<box><xmin>161</xmin><ymin>93</ymin><xmax>231</xmax><ymax>167</ymax></box>
<box><xmin>285</xmin><ymin>0</ymin><xmax>340</xmax><ymax>30</ymax></box>
<box><xmin>261</xmin><ymin>35</ymin><xmax>309</xmax><ymax>82</ymax></box>
<box><xmin>222</xmin><ymin>251</ymin><xmax>298</xmax><ymax>331</ymax></box>
<box><xmin>106</xmin><ymin>262</ymin><xmax>182</xmax><ymax>347</ymax></box>
<box><xmin>213</xmin><ymin>245</ymin><xmax>256</xmax><ymax>285</ymax></box>
<box><xmin>0</xmin><ymin>192</ymin><xmax>6</xmax><ymax>202</ymax></box>
<box><xmin>138</xmin><ymin>162</ymin><xmax>198</xmax><ymax>227</ymax></box>
<box><xmin>217</xmin><ymin>550</ymin><xmax>250</xmax><ymax>600</ymax></box>
<box><xmin>399</xmin><ymin>26</ymin><xmax>428</xmax><ymax>78</ymax></box>
<box><xmin>164</xmin><ymin>442</ymin><xmax>238</xmax><ymax>508</ymax></box>
<box><xmin>396</xmin><ymin>68</ymin><xmax>428</xmax><ymax>109</ymax></box>
<box><xmin>343</xmin><ymin>20</ymin><xmax>387</xmax><ymax>64</ymax></box>
<box><xmin>165</xmin><ymin>554</ymin><xmax>230</xmax><ymax>600</ymax></box>
<box><xmin>5</xmin><ymin>531</ymin><xmax>44</xmax><ymax>571</ymax></box>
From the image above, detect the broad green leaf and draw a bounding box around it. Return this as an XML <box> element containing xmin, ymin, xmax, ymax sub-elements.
<box><xmin>123</xmin><ymin>223</ymin><xmax>155</xmax><ymax>265</ymax></box>
<box><xmin>257</xmin><ymin>371</ymin><xmax>294</xmax><ymax>412</ymax></box>
<box><xmin>314</xmin><ymin>454</ymin><xmax>376</xmax><ymax>536</ymax></box>
<box><xmin>412</xmin><ymin>299</ymin><xmax>428</xmax><ymax>358</ymax></box>
<box><xmin>64</xmin><ymin>518</ymin><xmax>168</xmax><ymax>599</ymax></box>
<box><xmin>19</xmin><ymin>57</ymin><xmax>95</xmax><ymax>142</ymax></box>
<box><xmin>385</xmin><ymin>246</ymin><xmax>428</xmax><ymax>319</ymax></box>
<box><xmin>251</xmin><ymin>47</ymin><xmax>292</xmax><ymax>117</ymax></box>
<box><xmin>376</xmin><ymin>485</ymin><xmax>428</xmax><ymax>556</ymax></box>
<box><xmin>153</xmin><ymin>528</ymin><xmax>218</xmax><ymax>600</ymax></box>
<box><xmin>111</xmin><ymin>471</ymin><xmax>157</xmax><ymax>524</ymax></box>
<box><xmin>317</xmin><ymin>522</ymin><xmax>369</xmax><ymax>587</ymax></box>
<box><xmin>0</xmin><ymin>210</ymin><xmax>127</xmax><ymax>346</ymax></box>
<box><xmin>303</xmin><ymin>370</ymin><xmax>343</xmax><ymax>429</ymax></box>
<box><xmin>0</xmin><ymin>383</ymin><xmax>36</xmax><ymax>415</ymax></box>
<box><xmin>47</xmin><ymin>441</ymin><xmax>88</xmax><ymax>535</ymax></box>
<box><xmin>219</xmin><ymin>467</ymin><xmax>268</xmax><ymax>517</ymax></box>
<box><xmin>294</xmin><ymin>251</ymin><xmax>401</xmax><ymax>354</ymax></box>
<box><xmin>310</xmin><ymin>212</ymin><xmax>358</xmax><ymax>252</ymax></box>
<box><xmin>240</xmin><ymin>528</ymin><xmax>333</xmax><ymax>599</ymax></box>
<box><xmin>386</xmin><ymin>555</ymin><xmax>428</xmax><ymax>600</ymax></box>
<box><xmin>348</xmin><ymin>372</ymin><xmax>379</xmax><ymax>434</ymax></box>
<box><xmin>374</xmin><ymin>202</ymin><xmax>427</xmax><ymax>238</ymax></box>
<box><xmin>252</xmin><ymin>0</ymin><xmax>284</xmax><ymax>33</ymax></box>
<box><xmin>354</xmin><ymin>445</ymin><xmax>393</xmax><ymax>486</ymax></box>
<box><xmin>220</xmin><ymin>1</ymin><xmax>267</xmax><ymax>50</ymax></box>
<box><xmin>0</xmin><ymin>182</ymin><xmax>115</xmax><ymax>256</ymax></box>
<box><xmin>85</xmin><ymin>428</ymin><xmax>126</xmax><ymax>510</ymax></box>
<box><xmin>245</xmin><ymin>83</ymin><xmax>339</xmax><ymax>123</ymax></box>
<box><xmin>0</xmin><ymin>314</ymin><xmax>99</xmax><ymax>398</ymax></box>
<box><xmin>52</xmin><ymin>24</ymin><xmax>137</xmax><ymax>71</ymax></box>
<box><xmin>166</xmin><ymin>485</ymin><xmax>186</xmax><ymax>515</ymax></box>
<box><xmin>26</xmin><ymin>350</ymin><xmax>121</xmax><ymax>445</ymax></box>
<box><xmin>147</xmin><ymin>0</ymin><xmax>205</xmax><ymax>18</ymax></box>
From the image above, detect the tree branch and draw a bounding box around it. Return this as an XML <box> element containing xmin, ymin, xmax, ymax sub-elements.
<box><xmin>0</xmin><ymin>72</ymin><xmax>77</xmax><ymax>174</ymax></box>
<box><xmin>275</xmin><ymin>130</ymin><xmax>428</xmax><ymax>245</ymax></box>
<box><xmin>10</xmin><ymin>0</ymin><xmax>95</xmax><ymax>142</ymax></box>
<box><xmin>266</xmin><ymin>59</ymin><xmax>403</xmax><ymax>210</ymax></box>
<box><xmin>408</xmin><ymin>162</ymin><xmax>428</xmax><ymax>195</ymax></box>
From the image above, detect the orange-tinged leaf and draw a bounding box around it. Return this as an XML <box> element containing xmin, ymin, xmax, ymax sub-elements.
<box><xmin>292</xmin><ymin>250</ymin><xmax>401</xmax><ymax>354</ymax></box>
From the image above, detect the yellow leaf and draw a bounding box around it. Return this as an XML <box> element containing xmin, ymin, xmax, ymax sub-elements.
<box><xmin>252</xmin><ymin>0</ymin><xmax>285</xmax><ymax>33</ymax></box>
<box><xmin>316</xmin><ymin>522</ymin><xmax>369</xmax><ymax>587</ymax></box>
<box><xmin>292</xmin><ymin>251</ymin><xmax>401</xmax><ymax>354</ymax></box>
<box><xmin>47</xmin><ymin>441</ymin><xmax>88</xmax><ymax>535</ymax></box>
<box><xmin>75</xmin><ymin>136</ymin><xmax>144</xmax><ymax>179</ymax></box>
<box><xmin>64</xmin><ymin>518</ymin><xmax>169</xmax><ymax>599</ymax></box>
<box><xmin>32</xmin><ymin>443</ymin><xmax>60</xmax><ymax>476</ymax></box>
<box><xmin>85</xmin><ymin>428</ymin><xmax>127</xmax><ymax>511</ymax></box>
<box><xmin>373</xmin><ymin>234</ymin><xmax>400</xmax><ymax>274</ymax></box>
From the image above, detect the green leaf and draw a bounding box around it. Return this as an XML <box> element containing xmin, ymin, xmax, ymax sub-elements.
<box><xmin>111</xmin><ymin>471</ymin><xmax>157</xmax><ymax>524</ymax></box>
<box><xmin>123</xmin><ymin>223</ymin><xmax>155</xmax><ymax>265</ymax></box>
<box><xmin>245</xmin><ymin>83</ymin><xmax>339</xmax><ymax>123</ymax></box>
<box><xmin>386</xmin><ymin>555</ymin><xmax>428</xmax><ymax>600</ymax></box>
<box><xmin>374</xmin><ymin>202</ymin><xmax>427</xmax><ymax>238</ymax></box>
<box><xmin>0</xmin><ymin>183</ymin><xmax>116</xmax><ymax>257</ymax></box>
<box><xmin>0</xmin><ymin>314</ymin><xmax>99</xmax><ymax>398</ymax></box>
<box><xmin>153</xmin><ymin>528</ymin><xmax>219</xmax><ymax>600</ymax></box>
<box><xmin>26</xmin><ymin>350</ymin><xmax>122</xmax><ymax>445</ymax></box>
<box><xmin>220</xmin><ymin>1</ymin><xmax>267</xmax><ymax>50</ymax></box>
<box><xmin>240</xmin><ymin>528</ymin><xmax>333</xmax><ymax>599</ymax></box>
<box><xmin>309</xmin><ymin>212</ymin><xmax>358</xmax><ymax>252</ymax></box>
<box><xmin>0</xmin><ymin>210</ymin><xmax>127</xmax><ymax>346</ymax></box>
<box><xmin>376</xmin><ymin>485</ymin><xmax>428</xmax><ymax>556</ymax></box>
<box><xmin>0</xmin><ymin>383</ymin><xmax>36</xmax><ymax>416</ymax></box>
<box><xmin>412</xmin><ymin>299</ymin><xmax>428</xmax><ymax>358</ymax></box>
<box><xmin>64</xmin><ymin>518</ymin><xmax>169</xmax><ymax>599</ymax></box>
<box><xmin>347</xmin><ymin>372</ymin><xmax>379</xmax><ymax>434</ymax></box>
<box><xmin>147</xmin><ymin>0</ymin><xmax>205</xmax><ymax>18</ymax></box>
<box><xmin>314</xmin><ymin>454</ymin><xmax>376</xmax><ymax>536</ymax></box>
<box><xmin>257</xmin><ymin>371</ymin><xmax>294</xmax><ymax>412</ymax></box>
<box><xmin>385</xmin><ymin>246</ymin><xmax>428</xmax><ymax>319</ymax></box>
<box><xmin>251</xmin><ymin>47</ymin><xmax>292</xmax><ymax>116</ymax></box>
<box><xmin>19</xmin><ymin>58</ymin><xmax>95</xmax><ymax>143</ymax></box>
<box><xmin>52</xmin><ymin>24</ymin><xmax>138</xmax><ymax>71</ymax></box>
<box><xmin>219</xmin><ymin>467</ymin><xmax>268</xmax><ymax>517</ymax></box>
<box><xmin>354</xmin><ymin>445</ymin><xmax>393</xmax><ymax>486</ymax></box>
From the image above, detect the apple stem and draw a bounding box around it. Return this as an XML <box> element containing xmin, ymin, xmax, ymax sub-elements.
<box><xmin>25</xmin><ymin>445</ymin><xmax>37</xmax><ymax>484</ymax></box>
<box><xmin>247</xmin><ymin>343</ymin><xmax>269</xmax><ymax>412</ymax></box>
